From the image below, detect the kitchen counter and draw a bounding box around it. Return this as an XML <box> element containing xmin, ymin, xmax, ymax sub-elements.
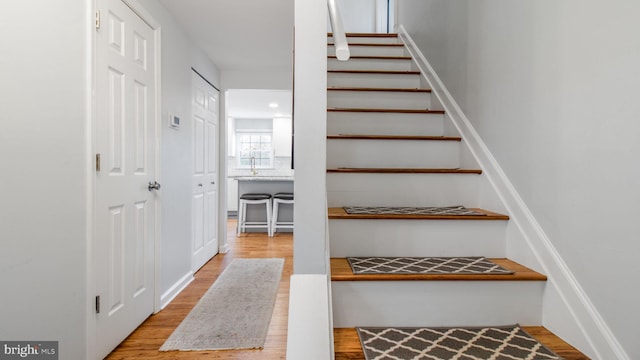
<box><xmin>235</xmin><ymin>176</ymin><xmax>293</xmax><ymax>233</ymax></box>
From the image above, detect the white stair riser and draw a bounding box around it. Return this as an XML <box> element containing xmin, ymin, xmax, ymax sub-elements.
<box><xmin>329</xmin><ymin>219</ymin><xmax>507</xmax><ymax>257</ymax></box>
<box><xmin>328</xmin><ymin>73</ymin><xmax>421</xmax><ymax>88</ymax></box>
<box><xmin>329</xmin><ymin>36</ymin><xmax>400</xmax><ymax>44</ymax></box>
<box><xmin>328</xmin><ymin>91</ymin><xmax>431</xmax><ymax>110</ymax></box>
<box><xmin>327</xmin><ymin>173</ymin><xmax>481</xmax><ymax>207</ymax></box>
<box><xmin>327</xmin><ymin>139</ymin><xmax>460</xmax><ymax>168</ymax></box>
<box><xmin>327</xmin><ymin>111</ymin><xmax>444</xmax><ymax>136</ymax></box>
<box><xmin>328</xmin><ymin>45</ymin><xmax>406</xmax><ymax>57</ymax></box>
<box><xmin>328</xmin><ymin>58</ymin><xmax>413</xmax><ymax>71</ymax></box>
<box><xmin>332</xmin><ymin>281</ymin><xmax>543</xmax><ymax>327</ymax></box>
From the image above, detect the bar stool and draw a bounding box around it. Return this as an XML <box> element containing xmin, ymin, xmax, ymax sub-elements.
<box><xmin>237</xmin><ymin>193</ymin><xmax>273</xmax><ymax>236</ymax></box>
<box><xmin>271</xmin><ymin>192</ymin><xmax>294</xmax><ymax>236</ymax></box>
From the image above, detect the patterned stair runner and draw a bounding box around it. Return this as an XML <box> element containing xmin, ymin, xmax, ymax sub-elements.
<box><xmin>347</xmin><ymin>256</ymin><xmax>514</xmax><ymax>275</ymax></box>
<box><xmin>357</xmin><ymin>325</ymin><xmax>563</xmax><ymax>360</ymax></box>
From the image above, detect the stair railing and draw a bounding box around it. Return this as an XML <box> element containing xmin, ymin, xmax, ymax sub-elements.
<box><xmin>328</xmin><ymin>0</ymin><xmax>350</xmax><ymax>60</ymax></box>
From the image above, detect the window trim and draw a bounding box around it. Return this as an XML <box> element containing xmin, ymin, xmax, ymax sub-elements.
<box><xmin>235</xmin><ymin>131</ymin><xmax>275</xmax><ymax>169</ymax></box>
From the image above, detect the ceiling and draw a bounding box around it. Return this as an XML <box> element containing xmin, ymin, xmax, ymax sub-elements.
<box><xmin>226</xmin><ymin>89</ymin><xmax>292</xmax><ymax>119</ymax></box>
<box><xmin>158</xmin><ymin>0</ymin><xmax>295</xmax><ymax>72</ymax></box>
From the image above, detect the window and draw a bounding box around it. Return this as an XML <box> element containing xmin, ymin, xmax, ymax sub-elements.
<box><xmin>237</xmin><ymin>133</ymin><xmax>273</xmax><ymax>169</ymax></box>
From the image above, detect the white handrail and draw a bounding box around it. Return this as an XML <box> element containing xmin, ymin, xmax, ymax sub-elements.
<box><xmin>327</xmin><ymin>0</ymin><xmax>350</xmax><ymax>61</ymax></box>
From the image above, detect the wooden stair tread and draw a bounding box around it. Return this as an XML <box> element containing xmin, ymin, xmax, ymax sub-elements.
<box><xmin>328</xmin><ymin>55</ymin><xmax>411</xmax><ymax>60</ymax></box>
<box><xmin>328</xmin><ymin>43</ymin><xmax>404</xmax><ymax>47</ymax></box>
<box><xmin>331</xmin><ymin>258</ymin><xmax>546</xmax><ymax>281</ymax></box>
<box><xmin>328</xmin><ymin>87</ymin><xmax>431</xmax><ymax>93</ymax></box>
<box><xmin>327</xmin><ymin>134</ymin><xmax>460</xmax><ymax>141</ymax></box>
<box><xmin>327</xmin><ymin>168</ymin><xmax>482</xmax><ymax>174</ymax></box>
<box><xmin>328</xmin><ymin>33</ymin><xmax>398</xmax><ymax>38</ymax></box>
<box><xmin>328</xmin><ymin>108</ymin><xmax>445</xmax><ymax>114</ymax></box>
<box><xmin>333</xmin><ymin>327</ymin><xmax>589</xmax><ymax>360</ymax></box>
<box><xmin>328</xmin><ymin>69</ymin><xmax>419</xmax><ymax>75</ymax></box>
<box><xmin>328</xmin><ymin>207</ymin><xmax>509</xmax><ymax>220</ymax></box>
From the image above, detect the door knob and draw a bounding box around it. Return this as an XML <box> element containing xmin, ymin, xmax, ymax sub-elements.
<box><xmin>148</xmin><ymin>181</ymin><xmax>161</xmax><ymax>191</ymax></box>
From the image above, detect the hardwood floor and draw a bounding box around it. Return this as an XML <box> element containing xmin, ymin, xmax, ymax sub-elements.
<box><xmin>106</xmin><ymin>220</ymin><xmax>292</xmax><ymax>359</ymax></box>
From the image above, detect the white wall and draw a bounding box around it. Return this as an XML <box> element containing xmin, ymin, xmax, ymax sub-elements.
<box><xmin>294</xmin><ymin>0</ymin><xmax>329</xmax><ymax>274</ymax></box>
<box><xmin>398</xmin><ymin>1</ymin><xmax>640</xmax><ymax>358</ymax></box>
<box><xmin>0</xmin><ymin>1</ymin><xmax>89</xmax><ymax>359</ymax></box>
<box><xmin>329</xmin><ymin>0</ymin><xmax>391</xmax><ymax>33</ymax></box>
<box><xmin>333</xmin><ymin>0</ymin><xmax>376</xmax><ymax>33</ymax></box>
<box><xmin>136</xmin><ymin>0</ymin><xmax>221</xmax><ymax>302</ymax></box>
<box><xmin>221</xmin><ymin>70</ymin><xmax>292</xmax><ymax>90</ymax></box>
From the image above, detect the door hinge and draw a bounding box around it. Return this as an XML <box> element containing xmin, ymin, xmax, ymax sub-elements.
<box><xmin>95</xmin><ymin>295</ymin><xmax>101</xmax><ymax>314</ymax></box>
<box><xmin>96</xmin><ymin>153</ymin><xmax>101</xmax><ymax>172</ymax></box>
<box><xmin>95</xmin><ymin>10</ymin><xmax>101</xmax><ymax>30</ymax></box>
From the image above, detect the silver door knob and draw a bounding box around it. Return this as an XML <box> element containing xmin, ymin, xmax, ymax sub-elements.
<box><xmin>148</xmin><ymin>181</ymin><xmax>161</xmax><ymax>191</ymax></box>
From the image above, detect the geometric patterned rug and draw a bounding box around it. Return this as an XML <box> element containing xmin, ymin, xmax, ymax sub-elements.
<box><xmin>347</xmin><ymin>257</ymin><xmax>513</xmax><ymax>275</ymax></box>
<box><xmin>343</xmin><ymin>206</ymin><xmax>486</xmax><ymax>216</ymax></box>
<box><xmin>357</xmin><ymin>325</ymin><xmax>563</xmax><ymax>360</ymax></box>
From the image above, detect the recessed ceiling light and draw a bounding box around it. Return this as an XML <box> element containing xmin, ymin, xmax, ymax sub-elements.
<box><xmin>268</xmin><ymin>102</ymin><xmax>279</xmax><ymax>108</ymax></box>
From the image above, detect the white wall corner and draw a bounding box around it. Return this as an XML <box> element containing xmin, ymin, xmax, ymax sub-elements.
<box><xmin>159</xmin><ymin>271</ymin><xmax>194</xmax><ymax>310</ymax></box>
<box><xmin>219</xmin><ymin>242</ymin><xmax>231</xmax><ymax>254</ymax></box>
<box><xmin>397</xmin><ymin>24</ymin><xmax>629</xmax><ymax>360</ymax></box>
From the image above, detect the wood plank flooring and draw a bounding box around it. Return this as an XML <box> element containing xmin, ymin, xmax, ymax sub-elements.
<box><xmin>106</xmin><ymin>220</ymin><xmax>291</xmax><ymax>360</ymax></box>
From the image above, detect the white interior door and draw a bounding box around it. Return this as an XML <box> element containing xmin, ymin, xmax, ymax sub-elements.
<box><xmin>192</xmin><ymin>71</ymin><xmax>219</xmax><ymax>272</ymax></box>
<box><xmin>94</xmin><ymin>0</ymin><xmax>157</xmax><ymax>357</ymax></box>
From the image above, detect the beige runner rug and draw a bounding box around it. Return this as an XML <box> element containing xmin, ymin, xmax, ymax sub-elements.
<box><xmin>160</xmin><ymin>258</ymin><xmax>284</xmax><ymax>351</ymax></box>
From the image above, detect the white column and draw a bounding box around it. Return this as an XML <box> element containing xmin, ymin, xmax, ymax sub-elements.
<box><xmin>293</xmin><ymin>0</ymin><xmax>328</xmax><ymax>274</ymax></box>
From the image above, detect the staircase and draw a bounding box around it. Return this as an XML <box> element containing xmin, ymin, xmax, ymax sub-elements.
<box><xmin>327</xmin><ymin>33</ymin><xmax>588</xmax><ymax>359</ymax></box>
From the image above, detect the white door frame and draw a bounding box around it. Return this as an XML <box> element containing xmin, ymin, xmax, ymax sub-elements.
<box><xmin>88</xmin><ymin>0</ymin><xmax>162</xmax><ymax>358</ymax></box>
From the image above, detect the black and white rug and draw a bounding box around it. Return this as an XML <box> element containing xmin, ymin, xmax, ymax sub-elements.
<box><xmin>357</xmin><ymin>325</ymin><xmax>563</xmax><ymax>360</ymax></box>
<box><xmin>347</xmin><ymin>257</ymin><xmax>513</xmax><ymax>275</ymax></box>
<box><xmin>343</xmin><ymin>206</ymin><xmax>486</xmax><ymax>216</ymax></box>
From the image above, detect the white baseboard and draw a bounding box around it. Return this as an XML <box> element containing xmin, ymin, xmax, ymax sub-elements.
<box><xmin>397</xmin><ymin>25</ymin><xmax>628</xmax><ymax>360</ymax></box>
<box><xmin>159</xmin><ymin>271</ymin><xmax>194</xmax><ymax>311</ymax></box>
